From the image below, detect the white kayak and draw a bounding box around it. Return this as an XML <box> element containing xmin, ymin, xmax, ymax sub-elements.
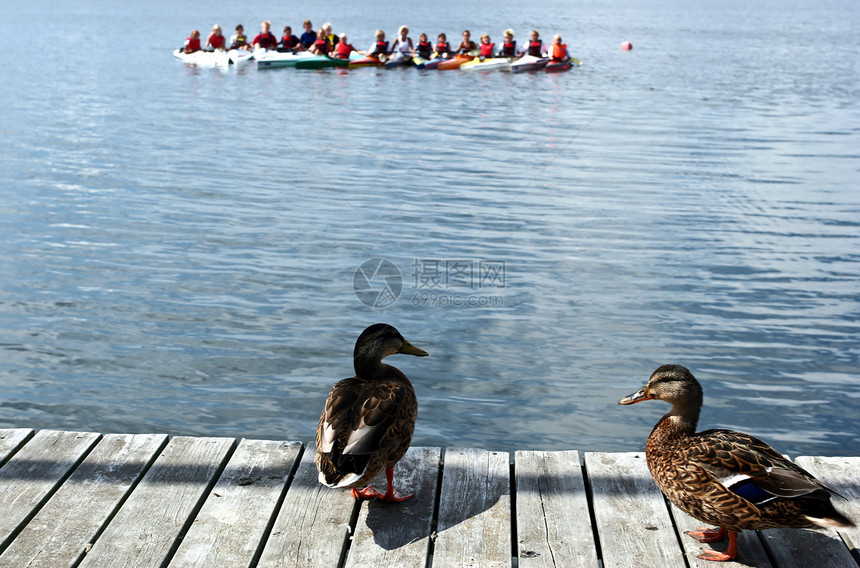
<box><xmin>173</xmin><ymin>48</ymin><xmax>230</xmax><ymax>67</ymax></box>
<box><xmin>256</xmin><ymin>50</ymin><xmax>316</xmax><ymax>69</ymax></box>
<box><xmin>459</xmin><ymin>57</ymin><xmax>512</xmax><ymax>71</ymax></box>
<box><xmin>228</xmin><ymin>49</ymin><xmax>254</xmax><ymax>65</ymax></box>
<box><xmin>510</xmin><ymin>54</ymin><xmax>548</xmax><ymax>73</ymax></box>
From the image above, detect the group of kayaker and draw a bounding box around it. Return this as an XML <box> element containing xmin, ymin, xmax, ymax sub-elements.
<box><xmin>182</xmin><ymin>21</ymin><xmax>571</xmax><ymax>63</ymax></box>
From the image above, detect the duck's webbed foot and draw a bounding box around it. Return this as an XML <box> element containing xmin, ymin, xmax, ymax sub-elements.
<box><xmin>685</xmin><ymin>526</ymin><xmax>727</xmax><ymax>543</ymax></box>
<box><xmin>695</xmin><ymin>531</ymin><xmax>739</xmax><ymax>562</ymax></box>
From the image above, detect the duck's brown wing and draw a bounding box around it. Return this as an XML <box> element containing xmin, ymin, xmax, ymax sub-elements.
<box><xmin>316</xmin><ymin>377</ymin><xmax>415</xmax><ymax>487</ymax></box>
<box><xmin>690</xmin><ymin>429</ymin><xmax>830</xmax><ymax>498</ymax></box>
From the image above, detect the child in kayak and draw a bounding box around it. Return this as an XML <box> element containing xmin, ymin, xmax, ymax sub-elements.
<box><xmin>456</xmin><ymin>30</ymin><xmax>477</xmax><ymax>54</ymax></box>
<box><xmin>415</xmin><ymin>33</ymin><xmax>433</xmax><ymax>60</ymax></box>
<box><xmin>332</xmin><ymin>33</ymin><xmax>358</xmax><ymax>59</ymax></box>
<box><xmin>525</xmin><ymin>30</ymin><xmax>548</xmax><ymax>57</ymax></box>
<box><xmin>434</xmin><ymin>33</ymin><xmax>452</xmax><ymax>59</ymax></box>
<box><xmin>323</xmin><ymin>23</ymin><xmax>339</xmax><ymax>50</ymax></box>
<box><xmin>251</xmin><ymin>21</ymin><xmax>278</xmax><ymax>51</ymax></box>
<box><xmin>478</xmin><ymin>33</ymin><xmax>495</xmax><ymax>59</ymax></box>
<box><xmin>390</xmin><ymin>25</ymin><xmax>414</xmax><ymax>61</ymax></box>
<box><xmin>229</xmin><ymin>25</ymin><xmax>250</xmax><ymax>50</ymax></box>
<box><xmin>550</xmin><ymin>34</ymin><xmax>570</xmax><ymax>61</ymax></box>
<box><xmin>308</xmin><ymin>28</ymin><xmax>331</xmax><ymax>55</ymax></box>
<box><xmin>366</xmin><ymin>30</ymin><xmax>390</xmax><ymax>60</ymax></box>
<box><xmin>300</xmin><ymin>20</ymin><xmax>316</xmax><ymax>49</ymax></box>
<box><xmin>183</xmin><ymin>30</ymin><xmax>201</xmax><ymax>53</ymax></box>
<box><xmin>497</xmin><ymin>29</ymin><xmax>519</xmax><ymax>58</ymax></box>
<box><xmin>206</xmin><ymin>25</ymin><xmax>225</xmax><ymax>50</ymax></box>
<box><xmin>279</xmin><ymin>26</ymin><xmax>301</xmax><ymax>51</ymax></box>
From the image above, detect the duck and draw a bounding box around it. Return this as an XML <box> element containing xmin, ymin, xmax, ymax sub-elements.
<box><xmin>619</xmin><ymin>364</ymin><xmax>854</xmax><ymax>562</ymax></box>
<box><xmin>316</xmin><ymin>323</ymin><xmax>428</xmax><ymax>502</ymax></box>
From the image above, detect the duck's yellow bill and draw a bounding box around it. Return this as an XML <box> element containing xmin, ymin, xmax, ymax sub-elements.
<box><xmin>399</xmin><ymin>339</ymin><xmax>429</xmax><ymax>357</ymax></box>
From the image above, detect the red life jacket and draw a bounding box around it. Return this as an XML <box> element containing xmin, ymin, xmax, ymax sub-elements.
<box><xmin>185</xmin><ymin>37</ymin><xmax>201</xmax><ymax>52</ymax></box>
<box><xmin>527</xmin><ymin>39</ymin><xmax>543</xmax><ymax>56</ymax></box>
<box><xmin>480</xmin><ymin>42</ymin><xmax>494</xmax><ymax>57</ymax></box>
<box><xmin>436</xmin><ymin>41</ymin><xmax>449</xmax><ymax>53</ymax></box>
<box><xmin>551</xmin><ymin>42</ymin><xmax>567</xmax><ymax>60</ymax></box>
<box><xmin>334</xmin><ymin>41</ymin><xmax>352</xmax><ymax>58</ymax></box>
<box><xmin>501</xmin><ymin>40</ymin><xmax>516</xmax><ymax>57</ymax></box>
<box><xmin>255</xmin><ymin>32</ymin><xmax>278</xmax><ymax>49</ymax></box>
<box><xmin>372</xmin><ymin>40</ymin><xmax>389</xmax><ymax>57</ymax></box>
<box><xmin>208</xmin><ymin>34</ymin><xmax>225</xmax><ymax>49</ymax></box>
<box><xmin>314</xmin><ymin>38</ymin><xmax>330</xmax><ymax>53</ymax></box>
<box><xmin>281</xmin><ymin>35</ymin><xmax>299</xmax><ymax>49</ymax></box>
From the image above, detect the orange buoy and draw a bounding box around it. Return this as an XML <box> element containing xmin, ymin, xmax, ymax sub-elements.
<box><xmin>621</xmin><ymin>41</ymin><xmax>633</xmax><ymax>50</ymax></box>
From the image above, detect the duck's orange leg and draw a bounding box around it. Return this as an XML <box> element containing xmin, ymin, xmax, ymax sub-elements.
<box><xmin>350</xmin><ymin>468</ymin><xmax>413</xmax><ymax>503</ymax></box>
<box><xmin>377</xmin><ymin>467</ymin><xmax>413</xmax><ymax>502</ymax></box>
<box><xmin>685</xmin><ymin>526</ymin><xmax>727</xmax><ymax>543</ymax></box>
<box><xmin>696</xmin><ymin>531</ymin><xmax>739</xmax><ymax>562</ymax></box>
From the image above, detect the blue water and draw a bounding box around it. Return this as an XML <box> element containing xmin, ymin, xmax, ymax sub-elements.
<box><xmin>1</xmin><ymin>0</ymin><xmax>859</xmax><ymax>457</ymax></box>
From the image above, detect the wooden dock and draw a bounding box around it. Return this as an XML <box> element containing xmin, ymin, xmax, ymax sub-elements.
<box><xmin>0</xmin><ymin>429</ymin><xmax>857</xmax><ymax>568</ymax></box>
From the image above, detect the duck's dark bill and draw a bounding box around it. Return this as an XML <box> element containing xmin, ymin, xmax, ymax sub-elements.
<box><xmin>619</xmin><ymin>388</ymin><xmax>653</xmax><ymax>405</ymax></box>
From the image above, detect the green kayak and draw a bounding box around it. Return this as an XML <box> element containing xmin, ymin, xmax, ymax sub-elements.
<box><xmin>295</xmin><ymin>55</ymin><xmax>349</xmax><ymax>70</ymax></box>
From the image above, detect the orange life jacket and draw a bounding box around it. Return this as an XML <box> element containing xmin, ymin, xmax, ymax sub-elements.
<box><xmin>552</xmin><ymin>42</ymin><xmax>567</xmax><ymax>60</ymax></box>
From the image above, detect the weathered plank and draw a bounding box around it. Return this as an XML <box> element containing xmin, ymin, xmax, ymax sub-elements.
<box><xmin>515</xmin><ymin>450</ymin><xmax>598</xmax><ymax>568</ymax></box>
<box><xmin>0</xmin><ymin>430</ymin><xmax>101</xmax><ymax>554</ymax></box>
<box><xmin>0</xmin><ymin>429</ymin><xmax>34</xmax><ymax>466</ymax></box>
<box><xmin>257</xmin><ymin>443</ymin><xmax>358</xmax><ymax>568</ymax></box>
<box><xmin>584</xmin><ymin>452</ymin><xmax>685</xmax><ymax>568</ymax></box>
<box><xmin>167</xmin><ymin>439</ymin><xmax>302</xmax><ymax>568</ymax></box>
<box><xmin>433</xmin><ymin>447</ymin><xmax>511</xmax><ymax>568</ymax></box>
<box><xmin>754</xmin><ymin>455</ymin><xmax>860</xmax><ymax>567</ymax></box>
<box><xmin>668</xmin><ymin>502</ymin><xmax>773</xmax><ymax>568</ymax></box>
<box><xmin>758</xmin><ymin>525</ymin><xmax>856</xmax><ymax>568</ymax></box>
<box><xmin>78</xmin><ymin>436</ymin><xmax>235</xmax><ymax>568</ymax></box>
<box><xmin>795</xmin><ymin>456</ymin><xmax>860</xmax><ymax>562</ymax></box>
<box><xmin>0</xmin><ymin>433</ymin><xmax>168</xmax><ymax>568</ymax></box>
<box><xmin>345</xmin><ymin>447</ymin><xmax>442</xmax><ymax>568</ymax></box>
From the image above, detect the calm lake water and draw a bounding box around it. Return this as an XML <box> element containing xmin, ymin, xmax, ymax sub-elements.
<box><xmin>1</xmin><ymin>0</ymin><xmax>858</xmax><ymax>457</ymax></box>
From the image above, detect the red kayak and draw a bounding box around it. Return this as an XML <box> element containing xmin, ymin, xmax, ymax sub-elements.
<box><xmin>349</xmin><ymin>55</ymin><xmax>383</xmax><ymax>68</ymax></box>
<box><xmin>545</xmin><ymin>59</ymin><xmax>573</xmax><ymax>72</ymax></box>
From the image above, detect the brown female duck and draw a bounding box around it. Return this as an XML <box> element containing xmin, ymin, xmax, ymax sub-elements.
<box><xmin>316</xmin><ymin>323</ymin><xmax>428</xmax><ymax>502</ymax></box>
<box><xmin>620</xmin><ymin>364</ymin><xmax>854</xmax><ymax>561</ymax></box>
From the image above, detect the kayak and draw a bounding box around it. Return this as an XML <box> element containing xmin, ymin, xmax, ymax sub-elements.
<box><xmin>423</xmin><ymin>57</ymin><xmax>446</xmax><ymax>70</ymax></box>
<box><xmin>256</xmin><ymin>50</ymin><xmax>315</xmax><ymax>69</ymax></box>
<box><xmin>173</xmin><ymin>48</ymin><xmax>230</xmax><ymax>66</ymax></box>
<box><xmin>349</xmin><ymin>55</ymin><xmax>383</xmax><ymax>68</ymax></box>
<box><xmin>295</xmin><ymin>55</ymin><xmax>349</xmax><ymax>69</ymax></box>
<box><xmin>228</xmin><ymin>49</ymin><xmax>254</xmax><ymax>65</ymax></box>
<box><xmin>437</xmin><ymin>53</ymin><xmax>473</xmax><ymax>70</ymax></box>
<box><xmin>384</xmin><ymin>52</ymin><xmax>412</xmax><ymax>68</ymax></box>
<box><xmin>510</xmin><ymin>55</ymin><xmax>548</xmax><ymax>73</ymax></box>
<box><xmin>460</xmin><ymin>57</ymin><xmax>511</xmax><ymax>71</ymax></box>
<box><xmin>545</xmin><ymin>59</ymin><xmax>573</xmax><ymax>72</ymax></box>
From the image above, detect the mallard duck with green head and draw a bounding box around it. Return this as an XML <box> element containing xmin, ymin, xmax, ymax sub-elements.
<box><xmin>620</xmin><ymin>364</ymin><xmax>854</xmax><ymax>561</ymax></box>
<box><xmin>316</xmin><ymin>323</ymin><xmax>428</xmax><ymax>502</ymax></box>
